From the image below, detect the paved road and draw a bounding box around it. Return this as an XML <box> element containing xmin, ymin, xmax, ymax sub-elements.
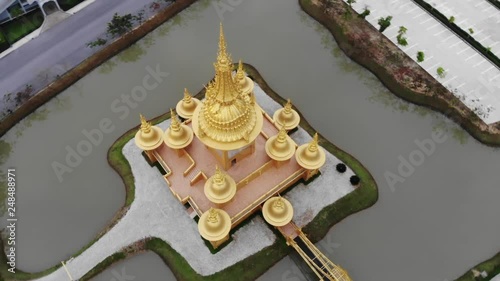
<box><xmin>0</xmin><ymin>0</ymin><xmax>154</xmax><ymax>99</ymax></box>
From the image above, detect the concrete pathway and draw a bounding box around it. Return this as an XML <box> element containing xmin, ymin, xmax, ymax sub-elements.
<box><xmin>40</xmin><ymin>11</ymin><xmax>71</xmax><ymax>32</ymax></box>
<box><xmin>347</xmin><ymin>0</ymin><xmax>500</xmax><ymax>124</ymax></box>
<box><xmin>31</xmin><ymin>83</ymin><xmax>356</xmax><ymax>281</ymax></box>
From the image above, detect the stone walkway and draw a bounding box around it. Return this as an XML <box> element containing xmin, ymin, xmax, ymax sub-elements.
<box><xmin>32</xmin><ymin>83</ymin><xmax>356</xmax><ymax>280</ymax></box>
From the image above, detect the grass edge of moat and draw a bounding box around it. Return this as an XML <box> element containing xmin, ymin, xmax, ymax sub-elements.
<box><xmin>5</xmin><ymin>63</ymin><xmax>377</xmax><ymax>281</ymax></box>
<box><xmin>299</xmin><ymin>0</ymin><xmax>500</xmax><ymax>147</ymax></box>
<box><xmin>298</xmin><ymin>0</ymin><xmax>500</xmax><ymax>280</ymax></box>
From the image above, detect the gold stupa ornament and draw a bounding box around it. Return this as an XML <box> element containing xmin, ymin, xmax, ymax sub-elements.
<box><xmin>198</xmin><ymin>207</ymin><xmax>231</xmax><ymax>242</ymax></box>
<box><xmin>176</xmin><ymin>88</ymin><xmax>201</xmax><ymax>119</ymax></box>
<box><xmin>204</xmin><ymin>166</ymin><xmax>237</xmax><ymax>204</ymax></box>
<box><xmin>273</xmin><ymin>99</ymin><xmax>300</xmax><ymax>131</ymax></box>
<box><xmin>134</xmin><ymin>114</ymin><xmax>163</xmax><ymax>151</ymax></box>
<box><xmin>295</xmin><ymin>133</ymin><xmax>326</xmax><ymax>170</ymax></box>
<box><xmin>262</xmin><ymin>196</ymin><xmax>294</xmax><ymax>227</ymax></box>
<box><xmin>235</xmin><ymin>59</ymin><xmax>255</xmax><ymax>98</ymax></box>
<box><xmin>163</xmin><ymin>109</ymin><xmax>194</xmax><ymax>150</ymax></box>
<box><xmin>265</xmin><ymin>123</ymin><xmax>295</xmax><ymax>161</ymax></box>
<box><xmin>191</xmin><ymin>23</ymin><xmax>263</xmax><ymax>151</ymax></box>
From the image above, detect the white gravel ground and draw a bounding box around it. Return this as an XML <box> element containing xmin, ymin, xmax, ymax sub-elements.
<box><xmin>492</xmin><ymin>273</ymin><xmax>500</xmax><ymax>281</ymax></box>
<box><xmin>32</xmin><ymin>83</ymin><xmax>356</xmax><ymax>280</ymax></box>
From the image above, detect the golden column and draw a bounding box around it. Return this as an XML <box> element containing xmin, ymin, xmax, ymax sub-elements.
<box><xmin>273</xmin><ymin>99</ymin><xmax>300</xmax><ymax>131</ymax></box>
<box><xmin>198</xmin><ymin>207</ymin><xmax>232</xmax><ymax>248</ymax></box>
<box><xmin>262</xmin><ymin>196</ymin><xmax>294</xmax><ymax>227</ymax></box>
<box><xmin>134</xmin><ymin>114</ymin><xmax>164</xmax><ymax>163</ymax></box>
<box><xmin>163</xmin><ymin>109</ymin><xmax>194</xmax><ymax>156</ymax></box>
<box><xmin>265</xmin><ymin>123</ymin><xmax>296</xmax><ymax>168</ymax></box>
<box><xmin>295</xmin><ymin>133</ymin><xmax>326</xmax><ymax>181</ymax></box>
<box><xmin>204</xmin><ymin>166</ymin><xmax>237</xmax><ymax>206</ymax></box>
<box><xmin>176</xmin><ymin>88</ymin><xmax>200</xmax><ymax>120</ymax></box>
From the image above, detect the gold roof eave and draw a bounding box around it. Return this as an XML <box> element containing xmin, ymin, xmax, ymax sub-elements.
<box><xmin>192</xmin><ymin>103</ymin><xmax>264</xmax><ymax>151</ymax></box>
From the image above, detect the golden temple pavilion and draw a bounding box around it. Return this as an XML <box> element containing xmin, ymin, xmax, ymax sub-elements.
<box><xmin>134</xmin><ymin>23</ymin><xmax>352</xmax><ymax>281</ymax></box>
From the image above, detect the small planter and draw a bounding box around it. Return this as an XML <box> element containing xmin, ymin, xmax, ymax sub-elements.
<box><xmin>350</xmin><ymin>175</ymin><xmax>360</xmax><ymax>186</ymax></box>
<box><xmin>336</xmin><ymin>163</ymin><xmax>347</xmax><ymax>173</ymax></box>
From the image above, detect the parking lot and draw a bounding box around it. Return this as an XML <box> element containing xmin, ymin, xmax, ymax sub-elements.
<box><xmin>347</xmin><ymin>0</ymin><xmax>500</xmax><ymax>124</ymax></box>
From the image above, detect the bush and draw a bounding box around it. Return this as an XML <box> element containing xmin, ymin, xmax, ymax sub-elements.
<box><xmin>397</xmin><ymin>34</ymin><xmax>408</xmax><ymax>46</ymax></box>
<box><xmin>350</xmin><ymin>175</ymin><xmax>360</xmax><ymax>186</ymax></box>
<box><xmin>107</xmin><ymin>13</ymin><xmax>134</xmax><ymax>37</ymax></box>
<box><xmin>449</xmin><ymin>15</ymin><xmax>455</xmax><ymax>23</ymax></box>
<box><xmin>336</xmin><ymin>163</ymin><xmax>347</xmax><ymax>173</ymax></box>
<box><xmin>359</xmin><ymin>8</ymin><xmax>370</xmax><ymax>19</ymax></box>
<box><xmin>437</xmin><ymin>66</ymin><xmax>446</xmax><ymax>78</ymax></box>
<box><xmin>378</xmin><ymin>16</ymin><xmax>392</xmax><ymax>32</ymax></box>
<box><xmin>417</xmin><ymin>51</ymin><xmax>425</xmax><ymax>62</ymax></box>
<box><xmin>86</xmin><ymin>38</ymin><xmax>107</xmax><ymax>48</ymax></box>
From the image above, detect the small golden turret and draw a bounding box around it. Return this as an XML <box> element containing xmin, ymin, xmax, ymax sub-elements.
<box><xmin>262</xmin><ymin>196</ymin><xmax>294</xmax><ymax>227</ymax></box>
<box><xmin>198</xmin><ymin>207</ymin><xmax>231</xmax><ymax>244</ymax></box>
<box><xmin>295</xmin><ymin>133</ymin><xmax>326</xmax><ymax>170</ymax></box>
<box><xmin>163</xmin><ymin>109</ymin><xmax>194</xmax><ymax>150</ymax></box>
<box><xmin>134</xmin><ymin>114</ymin><xmax>164</xmax><ymax>151</ymax></box>
<box><xmin>176</xmin><ymin>88</ymin><xmax>201</xmax><ymax>119</ymax></box>
<box><xmin>273</xmin><ymin>99</ymin><xmax>300</xmax><ymax>131</ymax></box>
<box><xmin>204</xmin><ymin>166</ymin><xmax>237</xmax><ymax>204</ymax></box>
<box><xmin>235</xmin><ymin>59</ymin><xmax>255</xmax><ymax>98</ymax></box>
<box><xmin>265</xmin><ymin>123</ymin><xmax>296</xmax><ymax>162</ymax></box>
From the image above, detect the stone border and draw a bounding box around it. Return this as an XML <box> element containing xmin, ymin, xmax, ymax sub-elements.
<box><xmin>0</xmin><ymin>0</ymin><xmax>199</xmax><ymax>138</ymax></box>
<box><xmin>299</xmin><ymin>0</ymin><xmax>500</xmax><ymax>146</ymax></box>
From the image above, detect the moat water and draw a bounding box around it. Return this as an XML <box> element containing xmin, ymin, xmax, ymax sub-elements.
<box><xmin>0</xmin><ymin>0</ymin><xmax>499</xmax><ymax>280</ymax></box>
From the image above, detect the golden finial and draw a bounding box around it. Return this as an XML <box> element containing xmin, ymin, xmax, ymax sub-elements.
<box><xmin>236</xmin><ymin>59</ymin><xmax>245</xmax><ymax>80</ymax></box>
<box><xmin>213</xmin><ymin>165</ymin><xmax>225</xmax><ymax>185</ymax></box>
<box><xmin>276</xmin><ymin>122</ymin><xmax>287</xmax><ymax>143</ymax></box>
<box><xmin>207</xmin><ymin>208</ymin><xmax>219</xmax><ymax>223</ymax></box>
<box><xmin>284</xmin><ymin>99</ymin><xmax>292</xmax><ymax>114</ymax></box>
<box><xmin>183</xmin><ymin>88</ymin><xmax>192</xmax><ymax>102</ymax></box>
<box><xmin>219</xmin><ymin>23</ymin><xmax>226</xmax><ymax>55</ymax></box>
<box><xmin>140</xmin><ymin>114</ymin><xmax>151</xmax><ymax>133</ymax></box>
<box><xmin>273</xmin><ymin>197</ymin><xmax>285</xmax><ymax>209</ymax></box>
<box><xmin>308</xmin><ymin>133</ymin><xmax>319</xmax><ymax>152</ymax></box>
<box><xmin>170</xmin><ymin>109</ymin><xmax>180</xmax><ymax>131</ymax></box>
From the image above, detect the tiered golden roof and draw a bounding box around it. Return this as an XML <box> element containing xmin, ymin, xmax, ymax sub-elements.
<box><xmin>295</xmin><ymin>133</ymin><xmax>326</xmax><ymax>170</ymax></box>
<box><xmin>235</xmin><ymin>60</ymin><xmax>254</xmax><ymax>97</ymax></box>
<box><xmin>262</xmin><ymin>196</ymin><xmax>294</xmax><ymax>227</ymax></box>
<box><xmin>273</xmin><ymin>99</ymin><xmax>300</xmax><ymax>131</ymax></box>
<box><xmin>265</xmin><ymin>123</ymin><xmax>296</xmax><ymax>161</ymax></box>
<box><xmin>198</xmin><ymin>207</ymin><xmax>231</xmax><ymax>242</ymax></box>
<box><xmin>176</xmin><ymin>88</ymin><xmax>201</xmax><ymax>119</ymax></box>
<box><xmin>135</xmin><ymin>114</ymin><xmax>163</xmax><ymax>151</ymax></box>
<box><xmin>204</xmin><ymin>166</ymin><xmax>237</xmax><ymax>204</ymax></box>
<box><xmin>163</xmin><ymin>109</ymin><xmax>194</xmax><ymax>149</ymax></box>
<box><xmin>191</xmin><ymin>23</ymin><xmax>263</xmax><ymax>151</ymax></box>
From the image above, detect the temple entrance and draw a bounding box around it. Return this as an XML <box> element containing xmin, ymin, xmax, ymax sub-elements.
<box><xmin>42</xmin><ymin>1</ymin><xmax>59</xmax><ymax>16</ymax></box>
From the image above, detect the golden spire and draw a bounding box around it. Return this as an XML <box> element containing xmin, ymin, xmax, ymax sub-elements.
<box><xmin>190</xmin><ymin>24</ymin><xmax>263</xmax><ymax>151</ymax></box>
<box><xmin>198</xmin><ymin>207</ymin><xmax>231</xmax><ymax>243</ymax></box>
<box><xmin>236</xmin><ymin>59</ymin><xmax>245</xmax><ymax>81</ymax></box>
<box><xmin>135</xmin><ymin>114</ymin><xmax>163</xmax><ymax>151</ymax></box>
<box><xmin>204</xmin><ymin>165</ymin><xmax>237</xmax><ymax>204</ymax></box>
<box><xmin>273</xmin><ymin>98</ymin><xmax>300</xmax><ymax>131</ymax></box>
<box><xmin>163</xmin><ymin>109</ymin><xmax>194</xmax><ymax>149</ymax></box>
<box><xmin>276</xmin><ymin>123</ymin><xmax>287</xmax><ymax>143</ymax></box>
<box><xmin>140</xmin><ymin>114</ymin><xmax>151</xmax><ymax>133</ymax></box>
<box><xmin>295</xmin><ymin>132</ymin><xmax>326</xmax><ymax>170</ymax></box>
<box><xmin>176</xmin><ymin>88</ymin><xmax>201</xmax><ymax>119</ymax></box>
<box><xmin>265</xmin><ymin>122</ymin><xmax>295</xmax><ymax>162</ymax></box>
<box><xmin>262</xmin><ymin>196</ymin><xmax>294</xmax><ymax>227</ymax></box>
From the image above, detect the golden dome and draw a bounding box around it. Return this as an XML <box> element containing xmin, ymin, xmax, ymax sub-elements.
<box><xmin>204</xmin><ymin>166</ymin><xmax>237</xmax><ymax>204</ymax></box>
<box><xmin>134</xmin><ymin>114</ymin><xmax>163</xmax><ymax>151</ymax></box>
<box><xmin>191</xmin><ymin>23</ymin><xmax>263</xmax><ymax>151</ymax></box>
<box><xmin>273</xmin><ymin>99</ymin><xmax>300</xmax><ymax>131</ymax></box>
<box><xmin>198</xmin><ymin>207</ymin><xmax>231</xmax><ymax>242</ymax></box>
<box><xmin>235</xmin><ymin>59</ymin><xmax>254</xmax><ymax>96</ymax></box>
<box><xmin>176</xmin><ymin>88</ymin><xmax>201</xmax><ymax>119</ymax></box>
<box><xmin>262</xmin><ymin>196</ymin><xmax>294</xmax><ymax>227</ymax></box>
<box><xmin>295</xmin><ymin>133</ymin><xmax>326</xmax><ymax>170</ymax></box>
<box><xmin>163</xmin><ymin>109</ymin><xmax>194</xmax><ymax>149</ymax></box>
<box><xmin>265</xmin><ymin>123</ymin><xmax>296</xmax><ymax>161</ymax></box>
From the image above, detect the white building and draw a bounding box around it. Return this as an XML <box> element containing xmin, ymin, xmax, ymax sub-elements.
<box><xmin>0</xmin><ymin>0</ymin><xmax>62</xmax><ymax>24</ymax></box>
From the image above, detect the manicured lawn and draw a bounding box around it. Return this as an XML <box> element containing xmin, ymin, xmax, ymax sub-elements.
<box><xmin>1</xmin><ymin>9</ymin><xmax>44</xmax><ymax>44</ymax></box>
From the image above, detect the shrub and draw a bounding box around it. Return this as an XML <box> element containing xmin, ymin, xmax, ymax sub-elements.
<box><xmin>468</xmin><ymin>28</ymin><xmax>474</xmax><ymax>34</ymax></box>
<box><xmin>449</xmin><ymin>15</ymin><xmax>455</xmax><ymax>23</ymax></box>
<box><xmin>378</xmin><ymin>16</ymin><xmax>392</xmax><ymax>32</ymax></box>
<box><xmin>359</xmin><ymin>7</ymin><xmax>370</xmax><ymax>19</ymax></box>
<box><xmin>107</xmin><ymin>13</ymin><xmax>134</xmax><ymax>37</ymax></box>
<box><xmin>417</xmin><ymin>51</ymin><xmax>425</xmax><ymax>62</ymax></box>
<box><xmin>350</xmin><ymin>175</ymin><xmax>360</xmax><ymax>186</ymax></box>
<box><xmin>437</xmin><ymin>66</ymin><xmax>446</xmax><ymax>78</ymax></box>
<box><xmin>86</xmin><ymin>38</ymin><xmax>107</xmax><ymax>48</ymax></box>
<box><xmin>397</xmin><ymin>34</ymin><xmax>408</xmax><ymax>46</ymax></box>
<box><xmin>336</xmin><ymin>163</ymin><xmax>347</xmax><ymax>173</ymax></box>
